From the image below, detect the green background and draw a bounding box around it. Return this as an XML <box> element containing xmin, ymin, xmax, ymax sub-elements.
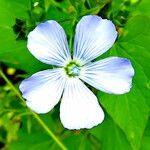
<box><xmin>0</xmin><ymin>0</ymin><xmax>150</xmax><ymax>149</ymax></box>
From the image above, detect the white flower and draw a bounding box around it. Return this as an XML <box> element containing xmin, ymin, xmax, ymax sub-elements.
<box><xmin>19</xmin><ymin>15</ymin><xmax>134</xmax><ymax>130</ymax></box>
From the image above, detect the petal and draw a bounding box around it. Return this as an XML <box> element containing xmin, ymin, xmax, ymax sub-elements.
<box><xmin>27</xmin><ymin>20</ymin><xmax>71</xmax><ymax>66</ymax></box>
<box><xmin>80</xmin><ymin>57</ymin><xmax>134</xmax><ymax>94</ymax></box>
<box><xmin>19</xmin><ymin>68</ymin><xmax>67</xmax><ymax>113</ymax></box>
<box><xmin>60</xmin><ymin>78</ymin><xmax>104</xmax><ymax>130</ymax></box>
<box><xmin>73</xmin><ymin>15</ymin><xmax>117</xmax><ymax>64</ymax></box>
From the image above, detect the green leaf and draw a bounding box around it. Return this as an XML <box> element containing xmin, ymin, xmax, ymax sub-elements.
<box><xmin>132</xmin><ymin>0</ymin><xmax>150</xmax><ymax>16</ymax></box>
<box><xmin>0</xmin><ymin>0</ymin><xmax>49</xmax><ymax>74</ymax></box>
<box><xmin>90</xmin><ymin>114</ymin><xmax>132</xmax><ymax>150</ymax></box>
<box><xmin>8</xmin><ymin>115</ymin><xmax>61</xmax><ymax>150</ymax></box>
<box><xmin>9</xmin><ymin>129</ymin><xmax>53</xmax><ymax>150</ymax></box>
<box><xmin>98</xmin><ymin>15</ymin><xmax>150</xmax><ymax>150</ymax></box>
<box><xmin>140</xmin><ymin>118</ymin><xmax>150</xmax><ymax>150</ymax></box>
<box><xmin>99</xmin><ymin>87</ymin><xmax>148</xmax><ymax>150</ymax></box>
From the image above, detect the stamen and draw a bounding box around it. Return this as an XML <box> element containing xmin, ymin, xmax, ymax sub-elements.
<box><xmin>64</xmin><ymin>61</ymin><xmax>81</xmax><ymax>77</ymax></box>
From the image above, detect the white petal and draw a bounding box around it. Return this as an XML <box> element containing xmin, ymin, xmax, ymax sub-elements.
<box><xmin>19</xmin><ymin>68</ymin><xmax>67</xmax><ymax>113</ymax></box>
<box><xmin>27</xmin><ymin>21</ymin><xmax>71</xmax><ymax>66</ymax></box>
<box><xmin>73</xmin><ymin>15</ymin><xmax>117</xmax><ymax>64</ymax></box>
<box><xmin>60</xmin><ymin>78</ymin><xmax>104</xmax><ymax>130</ymax></box>
<box><xmin>80</xmin><ymin>57</ymin><xmax>134</xmax><ymax>94</ymax></box>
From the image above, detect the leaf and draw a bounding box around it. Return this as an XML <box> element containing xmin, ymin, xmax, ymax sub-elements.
<box><xmin>9</xmin><ymin>129</ymin><xmax>53</xmax><ymax>150</ymax></box>
<box><xmin>98</xmin><ymin>15</ymin><xmax>150</xmax><ymax>150</ymax></box>
<box><xmin>99</xmin><ymin>87</ymin><xmax>148</xmax><ymax>150</ymax></box>
<box><xmin>0</xmin><ymin>0</ymin><xmax>49</xmax><ymax>74</ymax></box>
<box><xmin>90</xmin><ymin>114</ymin><xmax>132</xmax><ymax>150</ymax></box>
<box><xmin>132</xmin><ymin>0</ymin><xmax>150</xmax><ymax>16</ymax></box>
<box><xmin>140</xmin><ymin>118</ymin><xmax>150</xmax><ymax>150</ymax></box>
<box><xmin>8</xmin><ymin>115</ymin><xmax>60</xmax><ymax>150</ymax></box>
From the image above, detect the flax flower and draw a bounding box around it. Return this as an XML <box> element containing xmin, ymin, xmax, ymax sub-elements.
<box><xmin>19</xmin><ymin>15</ymin><xmax>134</xmax><ymax>130</ymax></box>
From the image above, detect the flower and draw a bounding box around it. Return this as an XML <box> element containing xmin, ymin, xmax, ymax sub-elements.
<box><xmin>19</xmin><ymin>15</ymin><xmax>134</xmax><ymax>130</ymax></box>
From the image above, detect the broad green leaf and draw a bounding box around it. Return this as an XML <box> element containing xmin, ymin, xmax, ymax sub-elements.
<box><xmin>140</xmin><ymin>118</ymin><xmax>150</xmax><ymax>150</ymax></box>
<box><xmin>99</xmin><ymin>86</ymin><xmax>148</xmax><ymax>150</ymax></box>
<box><xmin>90</xmin><ymin>114</ymin><xmax>132</xmax><ymax>150</ymax></box>
<box><xmin>98</xmin><ymin>15</ymin><xmax>150</xmax><ymax>150</ymax></box>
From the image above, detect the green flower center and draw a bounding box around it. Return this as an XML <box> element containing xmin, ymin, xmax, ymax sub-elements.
<box><xmin>64</xmin><ymin>61</ymin><xmax>81</xmax><ymax>77</ymax></box>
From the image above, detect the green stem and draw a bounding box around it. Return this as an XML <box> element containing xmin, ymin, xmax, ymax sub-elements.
<box><xmin>32</xmin><ymin>112</ymin><xmax>67</xmax><ymax>150</ymax></box>
<box><xmin>0</xmin><ymin>69</ymin><xmax>67</xmax><ymax>150</ymax></box>
<box><xmin>0</xmin><ymin>69</ymin><xmax>25</xmax><ymax>105</ymax></box>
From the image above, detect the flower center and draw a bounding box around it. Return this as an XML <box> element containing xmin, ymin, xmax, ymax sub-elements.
<box><xmin>64</xmin><ymin>61</ymin><xmax>81</xmax><ymax>77</ymax></box>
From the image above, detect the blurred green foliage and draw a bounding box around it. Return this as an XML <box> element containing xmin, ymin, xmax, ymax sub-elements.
<box><xmin>0</xmin><ymin>0</ymin><xmax>150</xmax><ymax>150</ymax></box>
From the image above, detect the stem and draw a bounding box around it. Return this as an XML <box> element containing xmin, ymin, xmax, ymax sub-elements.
<box><xmin>0</xmin><ymin>69</ymin><xmax>25</xmax><ymax>105</ymax></box>
<box><xmin>0</xmin><ymin>69</ymin><xmax>67</xmax><ymax>150</ymax></box>
<box><xmin>32</xmin><ymin>112</ymin><xmax>67</xmax><ymax>149</ymax></box>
